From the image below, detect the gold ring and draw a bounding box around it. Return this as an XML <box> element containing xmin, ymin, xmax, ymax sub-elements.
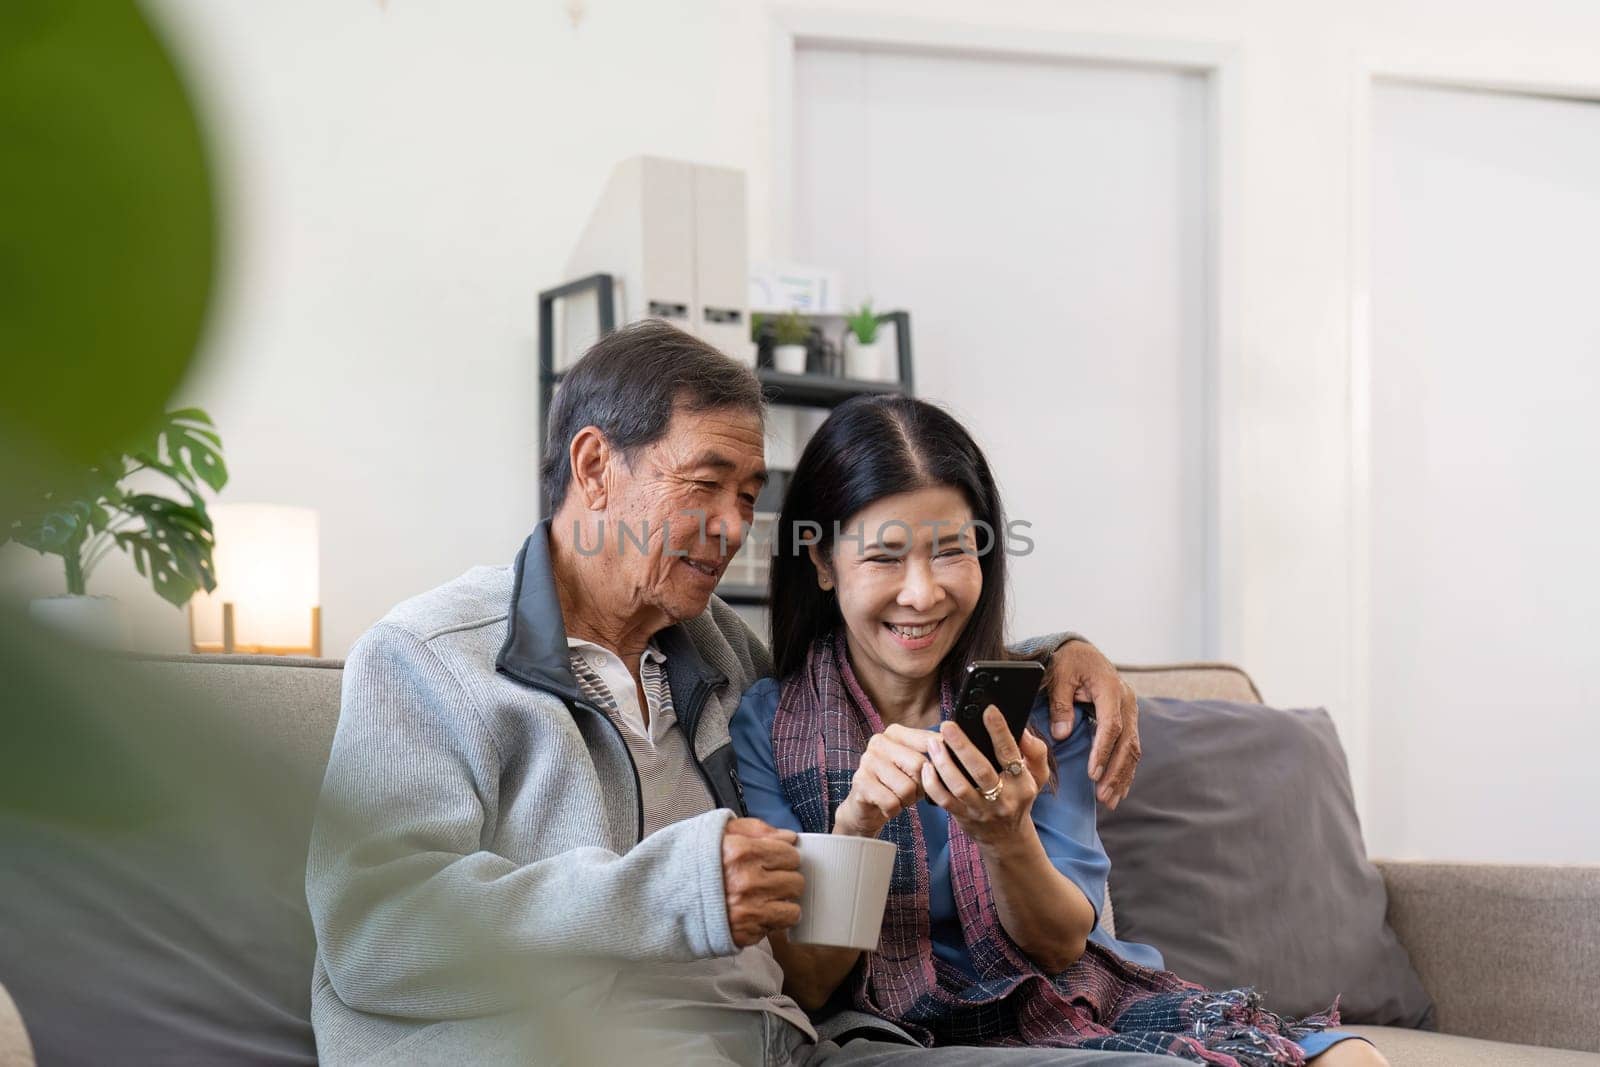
<box><xmin>1006</xmin><ymin>759</ymin><xmax>1025</xmax><ymax>777</ymax></box>
<box><xmin>981</xmin><ymin>781</ymin><xmax>1004</xmax><ymax>803</ymax></box>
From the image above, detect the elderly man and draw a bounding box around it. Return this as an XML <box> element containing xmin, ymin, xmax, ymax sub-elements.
<box><xmin>306</xmin><ymin>321</ymin><xmax>1152</xmax><ymax>1065</ymax></box>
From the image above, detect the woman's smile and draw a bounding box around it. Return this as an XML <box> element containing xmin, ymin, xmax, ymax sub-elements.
<box><xmin>883</xmin><ymin>617</ymin><xmax>946</xmax><ymax>651</ymax></box>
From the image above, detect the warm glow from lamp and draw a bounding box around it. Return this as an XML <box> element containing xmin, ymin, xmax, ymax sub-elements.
<box><xmin>189</xmin><ymin>504</ymin><xmax>321</xmax><ymax>656</ymax></box>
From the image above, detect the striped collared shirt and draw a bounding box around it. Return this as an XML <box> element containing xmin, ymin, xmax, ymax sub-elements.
<box><xmin>565</xmin><ymin>638</ymin><xmax>714</xmax><ymax>838</ymax></box>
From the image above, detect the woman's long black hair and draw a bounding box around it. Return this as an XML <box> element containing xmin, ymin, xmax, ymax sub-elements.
<box><xmin>769</xmin><ymin>394</ymin><xmax>1011</xmax><ymax>688</ymax></box>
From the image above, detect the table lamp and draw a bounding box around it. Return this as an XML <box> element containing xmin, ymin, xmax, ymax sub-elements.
<box><xmin>188</xmin><ymin>503</ymin><xmax>321</xmax><ymax>656</ymax></box>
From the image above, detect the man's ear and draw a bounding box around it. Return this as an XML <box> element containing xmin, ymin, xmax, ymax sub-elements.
<box><xmin>807</xmin><ymin>543</ymin><xmax>835</xmax><ymax>591</ymax></box>
<box><xmin>568</xmin><ymin>426</ymin><xmax>611</xmax><ymax>511</ymax></box>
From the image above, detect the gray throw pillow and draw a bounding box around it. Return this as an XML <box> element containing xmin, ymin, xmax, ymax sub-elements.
<box><xmin>1098</xmin><ymin>697</ymin><xmax>1435</xmax><ymax>1028</ymax></box>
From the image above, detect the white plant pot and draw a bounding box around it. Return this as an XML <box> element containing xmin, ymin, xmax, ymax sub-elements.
<box><xmin>773</xmin><ymin>344</ymin><xmax>809</xmax><ymax>375</ymax></box>
<box><xmin>28</xmin><ymin>594</ymin><xmax>132</xmax><ymax>649</ymax></box>
<box><xmin>845</xmin><ymin>338</ymin><xmax>889</xmax><ymax>381</ymax></box>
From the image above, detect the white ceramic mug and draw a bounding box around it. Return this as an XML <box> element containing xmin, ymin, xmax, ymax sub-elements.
<box><xmin>788</xmin><ymin>832</ymin><xmax>898</xmax><ymax>951</ymax></box>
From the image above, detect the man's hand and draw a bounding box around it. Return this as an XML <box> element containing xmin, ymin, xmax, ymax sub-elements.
<box><xmin>721</xmin><ymin>818</ymin><xmax>804</xmax><ymax>949</ymax></box>
<box><xmin>1043</xmin><ymin>640</ymin><xmax>1141</xmax><ymax>809</ymax></box>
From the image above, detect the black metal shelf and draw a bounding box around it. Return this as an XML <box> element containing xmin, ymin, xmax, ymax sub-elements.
<box><xmin>536</xmin><ymin>272</ymin><xmax>915</xmax><ymax>607</ymax></box>
<box><xmin>756</xmin><ymin>368</ymin><xmax>906</xmax><ymax>407</ymax></box>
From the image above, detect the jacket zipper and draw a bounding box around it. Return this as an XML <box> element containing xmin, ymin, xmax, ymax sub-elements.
<box><xmin>679</xmin><ymin>676</ymin><xmax>725</xmax><ymax>806</ymax></box>
<box><xmin>518</xmin><ymin>664</ymin><xmax>728</xmax><ymax>846</ymax></box>
<box><xmin>571</xmin><ymin>698</ymin><xmax>646</xmax><ymax>845</ymax></box>
<box><xmin>576</xmin><ymin>672</ymin><xmax>727</xmax><ymax>846</ymax></box>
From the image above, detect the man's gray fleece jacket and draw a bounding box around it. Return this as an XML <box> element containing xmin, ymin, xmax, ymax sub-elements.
<box><xmin>305</xmin><ymin>521</ymin><xmax>1069</xmax><ymax>1064</ymax></box>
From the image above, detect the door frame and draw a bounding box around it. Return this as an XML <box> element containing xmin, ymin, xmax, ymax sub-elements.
<box><xmin>770</xmin><ymin>11</ymin><xmax>1242</xmax><ymax>659</ymax></box>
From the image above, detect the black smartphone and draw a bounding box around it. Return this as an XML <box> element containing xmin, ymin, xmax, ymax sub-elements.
<box><xmin>949</xmin><ymin>662</ymin><xmax>1099</xmax><ymax>784</ymax></box>
<box><xmin>950</xmin><ymin>661</ymin><xmax>1045</xmax><ymax>785</ymax></box>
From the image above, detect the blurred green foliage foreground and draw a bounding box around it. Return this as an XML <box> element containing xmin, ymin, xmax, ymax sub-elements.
<box><xmin>0</xmin><ymin>3</ymin><xmax>323</xmax><ymax>1061</ymax></box>
<box><xmin>0</xmin><ymin>0</ymin><xmax>215</xmax><ymax>510</ymax></box>
<box><xmin>1</xmin><ymin>0</ymin><xmax>216</xmax><ymax>818</ymax></box>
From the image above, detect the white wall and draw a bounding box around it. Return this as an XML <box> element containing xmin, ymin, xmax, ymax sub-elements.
<box><xmin>7</xmin><ymin>0</ymin><xmax>1596</xmax><ymax>858</ymax></box>
<box><xmin>791</xmin><ymin>45</ymin><xmax>1212</xmax><ymax>664</ymax></box>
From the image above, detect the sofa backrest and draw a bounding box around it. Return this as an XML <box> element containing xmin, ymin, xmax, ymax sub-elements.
<box><xmin>119</xmin><ymin>655</ymin><xmax>1268</xmax><ymax>859</ymax></box>
<box><xmin>128</xmin><ymin>655</ymin><xmax>1266</xmax><ymax>791</ymax></box>
<box><xmin>1117</xmin><ymin>662</ymin><xmax>1262</xmax><ymax>704</ymax></box>
<box><xmin>131</xmin><ymin>653</ymin><xmax>346</xmax><ymax>774</ymax></box>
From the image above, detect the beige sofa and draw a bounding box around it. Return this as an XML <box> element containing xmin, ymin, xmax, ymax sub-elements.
<box><xmin>1</xmin><ymin>655</ymin><xmax>1595</xmax><ymax>1065</ymax></box>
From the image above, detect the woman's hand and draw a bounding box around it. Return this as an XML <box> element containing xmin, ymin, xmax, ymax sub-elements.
<box><xmin>1017</xmin><ymin>728</ymin><xmax>1052</xmax><ymax>792</ymax></box>
<box><xmin>834</xmin><ymin>724</ymin><xmax>934</xmax><ymax>838</ymax></box>
<box><xmin>923</xmin><ymin>708</ymin><xmax>1095</xmax><ymax>972</ymax></box>
<box><xmin>920</xmin><ymin>707</ymin><xmax>1045</xmax><ymax>847</ymax></box>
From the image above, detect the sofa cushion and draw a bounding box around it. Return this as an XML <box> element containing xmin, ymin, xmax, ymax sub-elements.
<box><xmin>0</xmin><ymin>647</ymin><xmax>334</xmax><ymax>1065</ymax></box>
<box><xmin>1377</xmin><ymin>860</ymin><xmax>1600</xmax><ymax>1052</ymax></box>
<box><xmin>1097</xmin><ymin>697</ymin><xmax>1434</xmax><ymax>1028</ymax></box>
<box><xmin>1346</xmin><ymin>1025</ymin><xmax>1600</xmax><ymax>1066</ymax></box>
<box><xmin>129</xmin><ymin>654</ymin><xmax>344</xmax><ymax>783</ymax></box>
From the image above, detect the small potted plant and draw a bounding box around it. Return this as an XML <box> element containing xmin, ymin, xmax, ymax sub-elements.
<box><xmin>844</xmin><ymin>301</ymin><xmax>887</xmax><ymax>381</ymax></box>
<box><xmin>4</xmin><ymin>408</ymin><xmax>228</xmax><ymax>646</ymax></box>
<box><xmin>771</xmin><ymin>310</ymin><xmax>811</xmax><ymax>374</ymax></box>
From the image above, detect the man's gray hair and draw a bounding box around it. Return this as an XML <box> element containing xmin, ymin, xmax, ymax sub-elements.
<box><xmin>541</xmin><ymin>320</ymin><xmax>765</xmax><ymax>512</ymax></box>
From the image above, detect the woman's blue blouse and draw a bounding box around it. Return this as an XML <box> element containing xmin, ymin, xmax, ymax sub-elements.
<box><xmin>729</xmin><ymin>677</ymin><xmax>1166</xmax><ymax>976</ymax></box>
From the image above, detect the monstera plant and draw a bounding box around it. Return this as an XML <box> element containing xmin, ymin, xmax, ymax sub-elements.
<box><xmin>3</xmin><ymin>408</ymin><xmax>228</xmax><ymax>608</ymax></box>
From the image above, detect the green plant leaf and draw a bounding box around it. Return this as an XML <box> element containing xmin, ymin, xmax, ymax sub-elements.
<box><xmin>130</xmin><ymin>454</ymin><xmax>208</xmax><ymax>512</ymax></box>
<box><xmin>774</xmin><ymin>310</ymin><xmax>811</xmax><ymax>346</ymax></box>
<box><xmin>145</xmin><ymin>408</ymin><xmax>227</xmax><ymax>494</ymax></box>
<box><xmin>846</xmin><ymin>301</ymin><xmax>879</xmax><ymax>344</ymax></box>
<box><xmin>4</xmin><ymin>407</ymin><xmax>225</xmax><ymax>598</ymax></box>
<box><xmin>113</xmin><ymin>493</ymin><xmax>217</xmax><ymax>607</ymax></box>
<box><xmin>22</xmin><ymin>505</ymin><xmax>80</xmax><ymax>554</ymax></box>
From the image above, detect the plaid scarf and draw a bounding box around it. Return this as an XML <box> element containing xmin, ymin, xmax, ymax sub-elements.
<box><xmin>771</xmin><ymin>633</ymin><xmax>1339</xmax><ymax>1065</ymax></box>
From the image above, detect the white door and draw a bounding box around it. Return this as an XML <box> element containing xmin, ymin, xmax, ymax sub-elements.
<box><xmin>1369</xmin><ymin>82</ymin><xmax>1600</xmax><ymax>861</ymax></box>
<box><xmin>791</xmin><ymin>45</ymin><xmax>1212</xmax><ymax>661</ymax></box>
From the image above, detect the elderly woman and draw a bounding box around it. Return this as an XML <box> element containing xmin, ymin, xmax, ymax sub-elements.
<box><xmin>732</xmin><ymin>395</ymin><xmax>1386</xmax><ymax>1067</ymax></box>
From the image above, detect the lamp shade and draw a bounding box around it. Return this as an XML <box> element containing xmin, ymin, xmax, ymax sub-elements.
<box><xmin>190</xmin><ymin>504</ymin><xmax>320</xmax><ymax>654</ymax></box>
